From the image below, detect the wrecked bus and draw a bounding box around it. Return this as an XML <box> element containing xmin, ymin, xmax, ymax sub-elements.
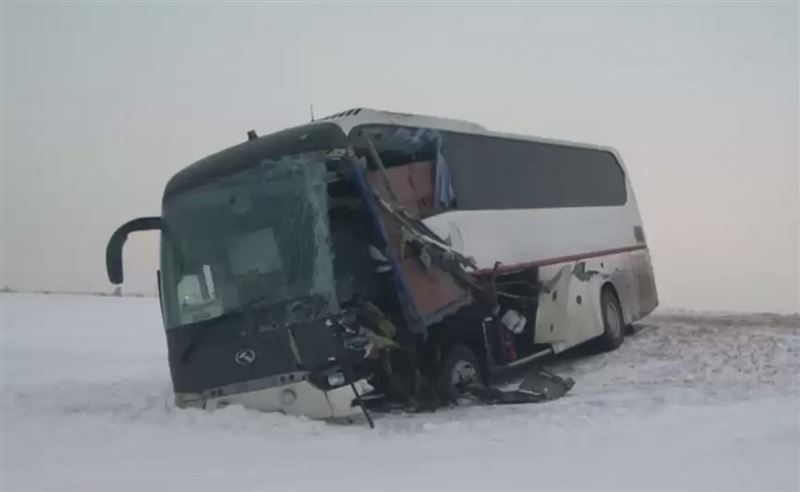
<box><xmin>106</xmin><ymin>108</ymin><xmax>658</xmax><ymax>422</ymax></box>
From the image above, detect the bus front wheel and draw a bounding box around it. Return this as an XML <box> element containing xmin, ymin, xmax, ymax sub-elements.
<box><xmin>437</xmin><ymin>344</ymin><xmax>482</xmax><ymax>403</ymax></box>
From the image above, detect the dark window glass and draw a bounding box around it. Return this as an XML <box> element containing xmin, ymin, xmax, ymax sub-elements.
<box><xmin>160</xmin><ymin>154</ymin><xmax>338</xmax><ymax>329</ymax></box>
<box><xmin>441</xmin><ymin>132</ymin><xmax>627</xmax><ymax>209</ymax></box>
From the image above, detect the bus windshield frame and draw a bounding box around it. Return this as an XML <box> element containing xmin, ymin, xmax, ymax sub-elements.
<box><xmin>159</xmin><ymin>152</ymin><xmax>338</xmax><ymax>330</ymax></box>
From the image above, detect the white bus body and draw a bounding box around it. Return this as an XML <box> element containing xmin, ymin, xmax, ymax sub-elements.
<box><xmin>314</xmin><ymin>108</ymin><xmax>658</xmax><ymax>353</ymax></box>
<box><xmin>107</xmin><ymin>107</ymin><xmax>658</xmax><ymax>421</ymax></box>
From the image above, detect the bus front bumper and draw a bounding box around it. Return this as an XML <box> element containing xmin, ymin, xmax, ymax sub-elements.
<box><xmin>175</xmin><ymin>376</ymin><xmax>373</xmax><ymax>422</ymax></box>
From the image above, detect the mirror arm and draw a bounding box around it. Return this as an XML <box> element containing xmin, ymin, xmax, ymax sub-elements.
<box><xmin>106</xmin><ymin>216</ymin><xmax>164</xmax><ymax>284</ymax></box>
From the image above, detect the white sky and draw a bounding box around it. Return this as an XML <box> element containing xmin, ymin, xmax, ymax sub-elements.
<box><xmin>1</xmin><ymin>2</ymin><xmax>798</xmax><ymax>313</ymax></box>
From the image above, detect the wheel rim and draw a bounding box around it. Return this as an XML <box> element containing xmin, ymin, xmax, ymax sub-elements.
<box><xmin>605</xmin><ymin>300</ymin><xmax>621</xmax><ymax>337</ymax></box>
<box><xmin>451</xmin><ymin>360</ymin><xmax>478</xmax><ymax>389</ymax></box>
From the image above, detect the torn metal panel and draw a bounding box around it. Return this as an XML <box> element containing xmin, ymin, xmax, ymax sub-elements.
<box><xmin>365</xmin><ymin>165</ymin><xmax>472</xmax><ymax>326</ymax></box>
<box><xmin>562</xmin><ymin>271</ymin><xmax>605</xmax><ymax>350</ymax></box>
<box><xmin>534</xmin><ymin>262</ymin><xmax>605</xmax><ymax>351</ymax></box>
<box><xmin>367</xmin><ymin>160</ymin><xmax>436</xmax><ymax>218</ymax></box>
<box><xmin>346</xmin><ymin>158</ymin><xmax>426</xmax><ymax>332</ymax></box>
<box><xmin>397</xmin><ymin>257</ymin><xmax>473</xmax><ymax>325</ymax></box>
<box><xmin>534</xmin><ymin>264</ymin><xmax>573</xmax><ymax>347</ymax></box>
<box><xmin>579</xmin><ymin>255</ymin><xmax>637</xmax><ymax>326</ymax></box>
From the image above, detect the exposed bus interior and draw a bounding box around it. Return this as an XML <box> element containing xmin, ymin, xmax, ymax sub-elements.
<box><xmin>347</xmin><ymin>125</ymin><xmax>555</xmax><ymax>377</ymax></box>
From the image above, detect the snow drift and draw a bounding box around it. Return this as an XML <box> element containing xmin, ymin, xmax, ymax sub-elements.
<box><xmin>1</xmin><ymin>293</ymin><xmax>798</xmax><ymax>490</ymax></box>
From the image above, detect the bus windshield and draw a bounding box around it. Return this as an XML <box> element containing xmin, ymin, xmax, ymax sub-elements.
<box><xmin>160</xmin><ymin>153</ymin><xmax>338</xmax><ymax>329</ymax></box>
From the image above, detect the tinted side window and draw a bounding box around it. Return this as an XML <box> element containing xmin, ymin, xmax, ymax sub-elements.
<box><xmin>442</xmin><ymin>132</ymin><xmax>627</xmax><ymax>209</ymax></box>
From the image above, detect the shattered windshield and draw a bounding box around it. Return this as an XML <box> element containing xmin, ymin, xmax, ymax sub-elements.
<box><xmin>160</xmin><ymin>153</ymin><xmax>337</xmax><ymax>328</ymax></box>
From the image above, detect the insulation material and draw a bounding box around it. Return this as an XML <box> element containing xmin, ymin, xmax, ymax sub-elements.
<box><xmin>434</xmin><ymin>139</ymin><xmax>456</xmax><ymax>211</ymax></box>
<box><xmin>366</xmin><ymin>166</ymin><xmax>470</xmax><ymax>325</ymax></box>
<box><xmin>396</xmin><ymin>257</ymin><xmax>471</xmax><ymax>325</ymax></box>
<box><xmin>367</xmin><ymin>160</ymin><xmax>436</xmax><ymax>218</ymax></box>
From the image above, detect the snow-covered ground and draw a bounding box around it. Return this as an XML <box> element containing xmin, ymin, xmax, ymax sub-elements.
<box><xmin>1</xmin><ymin>293</ymin><xmax>798</xmax><ymax>491</ymax></box>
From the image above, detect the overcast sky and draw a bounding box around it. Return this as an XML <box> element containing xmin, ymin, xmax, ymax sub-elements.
<box><xmin>1</xmin><ymin>2</ymin><xmax>797</xmax><ymax>313</ymax></box>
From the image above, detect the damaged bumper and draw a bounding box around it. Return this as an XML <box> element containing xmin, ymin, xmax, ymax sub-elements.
<box><xmin>175</xmin><ymin>373</ymin><xmax>373</xmax><ymax>421</ymax></box>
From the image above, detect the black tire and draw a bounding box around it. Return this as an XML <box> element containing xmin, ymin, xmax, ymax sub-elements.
<box><xmin>437</xmin><ymin>344</ymin><xmax>482</xmax><ymax>403</ymax></box>
<box><xmin>596</xmin><ymin>287</ymin><xmax>625</xmax><ymax>351</ymax></box>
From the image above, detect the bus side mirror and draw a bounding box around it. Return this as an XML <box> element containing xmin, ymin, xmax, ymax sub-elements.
<box><xmin>106</xmin><ymin>217</ymin><xmax>164</xmax><ymax>284</ymax></box>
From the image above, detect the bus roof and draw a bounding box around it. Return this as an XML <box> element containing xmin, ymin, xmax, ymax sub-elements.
<box><xmin>165</xmin><ymin>108</ymin><xmax>626</xmax><ymax>199</ymax></box>
<box><xmin>311</xmin><ymin>107</ymin><xmax>487</xmax><ymax>134</ymax></box>
<box><xmin>310</xmin><ymin>107</ymin><xmax>622</xmax><ymax>156</ymax></box>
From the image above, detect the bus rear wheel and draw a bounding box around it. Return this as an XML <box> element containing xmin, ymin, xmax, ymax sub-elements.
<box><xmin>596</xmin><ymin>287</ymin><xmax>625</xmax><ymax>351</ymax></box>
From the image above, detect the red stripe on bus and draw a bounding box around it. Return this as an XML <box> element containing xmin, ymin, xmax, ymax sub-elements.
<box><xmin>473</xmin><ymin>244</ymin><xmax>648</xmax><ymax>276</ymax></box>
